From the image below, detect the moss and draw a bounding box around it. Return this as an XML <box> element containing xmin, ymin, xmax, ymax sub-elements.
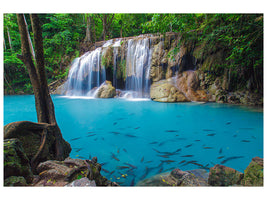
<box><xmin>241</xmin><ymin>159</ymin><xmax>263</xmax><ymax>186</ymax></box>
<box><xmin>4</xmin><ymin>176</ymin><xmax>27</xmax><ymax>186</ymax></box>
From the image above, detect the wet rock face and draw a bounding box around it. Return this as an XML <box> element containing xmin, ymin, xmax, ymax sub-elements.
<box><xmin>4</xmin><ymin>139</ymin><xmax>33</xmax><ymax>186</ymax></box>
<box><xmin>208</xmin><ymin>164</ymin><xmax>244</xmax><ymax>186</ymax></box>
<box><xmin>95</xmin><ymin>81</ymin><xmax>116</xmax><ymax>98</ymax></box>
<box><xmin>65</xmin><ymin>177</ymin><xmax>96</xmax><ymax>187</ymax></box>
<box><xmin>241</xmin><ymin>157</ymin><xmax>263</xmax><ymax>186</ymax></box>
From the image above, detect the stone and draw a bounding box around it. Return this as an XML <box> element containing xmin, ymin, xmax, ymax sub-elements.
<box><xmin>4</xmin><ymin>139</ymin><xmax>33</xmax><ymax>184</ymax></box>
<box><xmin>95</xmin><ymin>81</ymin><xmax>116</xmax><ymax>98</ymax></box>
<box><xmin>241</xmin><ymin>157</ymin><xmax>263</xmax><ymax>186</ymax></box>
<box><xmin>4</xmin><ymin>176</ymin><xmax>27</xmax><ymax>186</ymax></box>
<box><xmin>208</xmin><ymin>164</ymin><xmax>244</xmax><ymax>186</ymax></box>
<box><xmin>65</xmin><ymin>177</ymin><xmax>96</xmax><ymax>187</ymax></box>
<box><xmin>150</xmin><ymin>80</ymin><xmax>189</xmax><ymax>102</ymax></box>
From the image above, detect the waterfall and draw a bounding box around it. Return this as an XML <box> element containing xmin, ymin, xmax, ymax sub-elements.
<box><xmin>125</xmin><ymin>37</ymin><xmax>152</xmax><ymax>98</ymax></box>
<box><xmin>66</xmin><ymin>47</ymin><xmax>105</xmax><ymax>96</ymax></box>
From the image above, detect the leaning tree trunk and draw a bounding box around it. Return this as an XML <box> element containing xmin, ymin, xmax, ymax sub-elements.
<box><xmin>4</xmin><ymin>14</ymin><xmax>71</xmax><ymax>172</ymax></box>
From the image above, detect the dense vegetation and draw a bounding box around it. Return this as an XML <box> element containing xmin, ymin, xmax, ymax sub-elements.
<box><xmin>4</xmin><ymin>14</ymin><xmax>263</xmax><ymax>94</ymax></box>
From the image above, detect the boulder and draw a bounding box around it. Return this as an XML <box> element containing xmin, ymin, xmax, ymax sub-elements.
<box><xmin>4</xmin><ymin>139</ymin><xmax>33</xmax><ymax>185</ymax></box>
<box><xmin>208</xmin><ymin>164</ymin><xmax>244</xmax><ymax>186</ymax></box>
<box><xmin>95</xmin><ymin>81</ymin><xmax>116</xmax><ymax>98</ymax></box>
<box><xmin>150</xmin><ymin>80</ymin><xmax>189</xmax><ymax>102</ymax></box>
<box><xmin>241</xmin><ymin>157</ymin><xmax>263</xmax><ymax>186</ymax></box>
<box><xmin>65</xmin><ymin>177</ymin><xmax>96</xmax><ymax>187</ymax></box>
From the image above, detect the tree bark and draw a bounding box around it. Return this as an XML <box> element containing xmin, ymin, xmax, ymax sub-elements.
<box><xmin>16</xmin><ymin>14</ymin><xmax>71</xmax><ymax>168</ymax></box>
<box><xmin>84</xmin><ymin>15</ymin><xmax>92</xmax><ymax>43</ymax></box>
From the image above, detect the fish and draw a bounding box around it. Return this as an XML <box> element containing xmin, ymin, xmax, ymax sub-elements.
<box><xmin>123</xmin><ymin>163</ymin><xmax>137</xmax><ymax>169</ymax></box>
<box><xmin>158</xmin><ymin>141</ymin><xmax>167</xmax><ymax>146</ymax></box>
<box><xmin>113</xmin><ymin>122</ymin><xmax>118</xmax><ymax>125</ymax></box>
<box><xmin>140</xmin><ymin>156</ymin><xmax>144</xmax><ymax>163</ymax></box>
<box><xmin>226</xmin><ymin>121</ymin><xmax>232</xmax><ymax>125</ymax></box>
<box><xmin>219</xmin><ymin>148</ymin><xmax>223</xmax><ymax>154</ymax></box>
<box><xmin>165</xmin><ymin>130</ymin><xmax>179</xmax><ymax>132</ymax></box>
<box><xmin>179</xmin><ymin>160</ymin><xmax>186</xmax><ymax>164</ymax></box>
<box><xmin>109</xmin><ymin>170</ymin><xmax>115</xmax><ymax>175</ymax></box>
<box><xmin>117</xmin><ymin>149</ymin><xmax>120</xmax><ymax>154</ymax></box>
<box><xmin>152</xmin><ymin>148</ymin><xmax>160</xmax><ymax>153</ymax></box>
<box><xmin>140</xmin><ymin>167</ymin><xmax>149</xmax><ymax>180</ymax></box>
<box><xmin>251</xmin><ymin>136</ymin><xmax>256</xmax><ymax>139</ymax></box>
<box><xmin>157</xmin><ymin>155</ymin><xmax>170</xmax><ymax>158</ymax></box>
<box><xmin>181</xmin><ymin>155</ymin><xmax>194</xmax><ymax>157</ymax></box>
<box><xmin>203</xmin><ymin>129</ymin><xmax>215</xmax><ymax>132</ymax></box>
<box><xmin>87</xmin><ymin>131</ymin><xmax>95</xmax><ymax>133</ymax></box>
<box><xmin>86</xmin><ymin>134</ymin><xmax>96</xmax><ymax>137</ymax></box>
<box><xmin>89</xmin><ymin>154</ymin><xmax>92</xmax><ymax>159</ymax></box>
<box><xmin>239</xmin><ymin>128</ymin><xmax>254</xmax><ymax>130</ymax></box>
<box><xmin>70</xmin><ymin>137</ymin><xmax>82</xmax><ymax>141</ymax></box>
<box><xmin>134</xmin><ymin>127</ymin><xmax>140</xmax><ymax>129</ymax></box>
<box><xmin>94</xmin><ymin>138</ymin><xmax>98</xmax><ymax>141</ymax></box>
<box><xmin>125</xmin><ymin>134</ymin><xmax>137</xmax><ymax>138</ymax></box>
<box><xmin>158</xmin><ymin>167</ymin><xmax>164</xmax><ymax>173</ymax></box>
<box><xmin>185</xmin><ymin>144</ymin><xmax>193</xmax><ymax>148</ymax></box>
<box><xmin>111</xmin><ymin>154</ymin><xmax>120</xmax><ymax>161</ymax></box>
<box><xmin>145</xmin><ymin>161</ymin><xmax>153</xmax><ymax>164</ymax></box>
<box><xmin>163</xmin><ymin>167</ymin><xmax>175</xmax><ymax>172</ymax></box>
<box><xmin>130</xmin><ymin>178</ymin><xmax>135</xmax><ymax>186</ymax></box>
<box><xmin>101</xmin><ymin>168</ymin><xmax>110</xmax><ymax>173</ymax></box>
<box><xmin>160</xmin><ymin>160</ymin><xmax>175</xmax><ymax>163</ymax></box>
<box><xmin>101</xmin><ymin>137</ymin><xmax>105</xmax><ymax>140</ymax></box>
<box><xmin>221</xmin><ymin>156</ymin><xmax>244</xmax><ymax>164</ymax></box>
<box><xmin>110</xmin><ymin>131</ymin><xmax>120</xmax><ymax>135</ymax></box>
<box><xmin>149</xmin><ymin>141</ymin><xmax>158</xmax><ymax>144</ymax></box>
<box><xmin>233</xmin><ymin>134</ymin><xmax>237</xmax><ymax>138</ymax></box>
<box><xmin>207</xmin><ymin>133</ymin><xmax>216</xmax><ymax>136</ymax></box>
<box><xmin>241</xmin><ymin>140</ymin><xmax>251</xmax><ymax>143</ymax></box>
<box><xmin>195</xmin><ymin>140</ymin><xmax>201</xmax><ymax>142</ymax></box>
<box><xmin>77</xmin><ymin>156</ymin><xmax>86</xmax><ymax>159</ymax></box>
<box><xmin>203</xmin><ymin>147</ymin><xmax>213</xmax><ymax>149</ymax></box>
<box><xmin>123</xmin><ymin>148</ymin><xmax>127</xmax><ymax>153</ymax></box>
<box><xmin>100</xmin><ymin>162</ymin><xmax>108</xmax><ymax>166</ymax></box>
<box><xmin>116</xmin><ymin>166</ymin><xmax>130</xmax><ymax>170</ymax></box>
<box><xmin>74</xmin><ymin>148</ymin><xmax>82</xmax><ymax>152</ymax></box>
<box><xmin>217</xmin><ymin>156</ymin><xmax>225</xmax><ymax>159</ymax></box>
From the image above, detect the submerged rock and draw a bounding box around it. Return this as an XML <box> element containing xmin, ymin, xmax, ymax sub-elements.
<box><xmin>65</xmin><ymin>177</ymin><xmax>96</xmax><ymax>187</ymax></box>
<box><xmin>4</xmin><ymin>139</ymin><xmax>33</xmax><ymax>186</ymax></box>
<box><xmin>95</xmin><ymin>81</ymin><xmax>116</xmax><ymax>98</ymax></box>
<box><xmin>241</xmin><ymin>157</ymin><xmax>263</xmax><ymax>186</ymax></box>
<box><xmin>208</xmin><ymin>164</ymin><xmax>244</xmax><ymax>186</ymax></box>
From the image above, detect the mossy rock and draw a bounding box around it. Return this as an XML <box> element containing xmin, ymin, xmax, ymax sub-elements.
<box><xmin>4</xmin><ymin>176</ymin><xmax>28</xmax><ymax>186</ymax></box>
<box><xmin>4</xmin><ymin>139</ymin><xmax>33</xmax><ymax>184</ymax></box>
<box><xmin>241</xmin><ymin>157</ymin><xmax>263</xmax><ymax>186</ymax></box>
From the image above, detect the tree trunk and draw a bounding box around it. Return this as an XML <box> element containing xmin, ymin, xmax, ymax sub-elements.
<box><xmin>23</xmin><ymin>14</ymin><xmax>36</xmax><ymax>62</ymax></box>
<box><xmin>102</xmin><ymin>14</ymin><xmax>107</xmax><ymax>40</ymax></box>
<box><xmin>16</xmin><ymin>14</ymin><xmax>71</xmax><ymax>169</ymax></box>
<box><xmin>84</xmin><ymin>15</ymin><xmax>92</xmax><ymax>43</ymax></box>
<box><xmin>7</xmin><ymin>27</ymin><xmax>12</xmax><ymax>51</ymax></box>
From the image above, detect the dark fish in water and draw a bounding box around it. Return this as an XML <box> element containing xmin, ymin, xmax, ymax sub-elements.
<box><xmin>123</xmin><ymin>148</ymin><xmax>127</xmax><ymax>153</ymax></box>
<box><xmin>221</xmin><ymin>156</ymin><xmax>244</xmax><ymax>164</ymax></box>
<box><xmin>158</xmin><ymin>167</ymin><xmax>164</xmax><ymax>173</ymax></box>
<box><xmin>217</xmin><ymin>156</ymin><xmax>225</xmax><ymax>159</ymax></box>
<box><xmin>140</xmin><ymin>156</ymin><xmax>144</xmax><ymax>163</ymax></box>
<box><xmin>77</xmin><ymin>156</ymin><xmax>86</xmax><ymax>159</ymax></box>
<box><xmin>175</xmin><ymin>135</ymin><xmax>179</xmax><ymax>137</ymax></box>
<box><xmin>219</xmin><ymin>148</ymin><xmax>223</xmax><ymax>154</ymax></box>
<box><xmin>116</xmin><ymin>166</ymin><xmax>130</xmax><ymax>170</ymax></box>
<box><xmin>158</xmin><ymin>141</ymin><xmax>167</xmax><ymax>146</ymax></box>
<box><xmin>101</xmin><ymin>137</ymin><xmax>105</xmax><ymax>140</ymax></box>
<box><xmin>145</xmin><ymin>161</ymin><xmax>153</xmax><ymax>163</ymax></box>
<box><xmin>203</xmin><ymin>129</ymin><xmax>215</xmax><ymax>132</ymax></box>
<box><xmin>140</xmin><ymin>167</ymin><xmax>149</xmax><ymax>180</ymax></box>
<box><xmin>179</xmin><ymin>160</ymin><xmax>186</xmax><ymax>164</ymax></box>
<box><xmin>86</xmin><ymin>134</ymin><xmax>96</xmax><ymax>137</ymax></box>
<box><xmin>89</xmin><ymin>154</ymin><xmax>92</xmax><ymax>159</ymax></box>
<box><xmin>125</xmin><ymin>134</ymin><xmax>137</xmax><ymax>138</ymax></box>
<box><xmin>195</xmin><ymin>140</ymin><xmax>201</xmax><ymax>142</ymax></box>
<box><xmin>177</xmin><ymin>138</ymin><xmax>187</xmax><ymax>140</ymax></box>
<box><xmin>241</xmin><ymin>140</ymin><xmax>251</xmax><ymax>143</ymax></box>
<box><xmin>165</xmin><ymin>130</ymin><xmax>179</xmax><ymax>132</ymax></box>
<box><xmin>111</xmin><ymin>154</ymin><xmax>120</xmax><ymax>161</ymax></box>
<box><xmin>110</xmin><ymin>131</ymin><xmax>120</xmax><ymax>135</ymax></box>
<box><xmin>251</xmin><ymin>136</ymin><xmax>256</xmax><ymax>139</ymax></box>
<box><xmin>117</xmin><ymin>149</ymin><xmax>120</xmax><ymax>154</ymax></box>
<box><xmin>152</xmin><ymin>148</ymin><xmax>160</xmax><ymax>153</ymax></box>
<box><xmin>203</xmin><ymin>147</ymin><xmax>213</xmax><ymax>149</ymax></box>
<box><xmin>74</xmin><ymin>148</ymin><xmax>82</xmax><ymax>152</ymax></box>
<box><xmin>160</xmin><ymin>160</ymin><xmax>175</xmax><ymax>163</ymax></box>
<box><xmin>94</xmin><ymin>138</ymin><xmax>98</xmax><ymax>141</ymax></box>
<box><xmin>87</xmin><ymin>131</ymin><xmax>95</xmax><ymax>133</ymax></box>
<box><xmin>123</xmin><ymin>163</ymin><xmax>137</xmax><ymax>169</ymax></box>
<box><xmin>207</xmin><ymin>133</ymin><xmax>216</xmax><ymax>136</ymax></box>
<box><xmin>233</xmin><ymin>134</ymin><xmax>237</xmax><ymax>138</ymax></box>
<box><xmin>130</xmin><ymin>178</ymin><xmax>135</xmax><ymax>186</ymax></box>
<box><xmin>163</xmin><ymin>167</ymin><xmax>175</xmax><ymax>172</ymax></box>
<box><xmin>185</xmin><ymin>144</ymin><xmax>193</xmax><ymax>148</ymax></box>
<box><xmin>157</xmin><ymin>154</ymin><xmax>170</xmax><ymax>158</ymax></box>
<box><xmin>181</xmin><ymin>155</ymin><xmax>194</xmax><ymax>157</ymax></box>
<box><xmin>109</xmin><ymin>170</ymin><xmax>115</xmax><ymax>175</ymax></box>
<box><xmin>113</xmin><ymin>122</ymin><xmax>117</xmax><ymax>125</ymax></box>
<box><xmin>70</xmin><ymin>137</ymin><xmax>82</xmax><ymax>141</ymax></box>
<box><xmin>226</xmin><ymin>121</ymin><xmax>232</xmax><ymax>125</ymax></box>
<box><xmin>239</xmin><ymin>128</ymin><xmax>254</xmax><ymax>130</ymax></box>
<box><xmin>101</xmin><ymin>168</ymin><xmax>110</xmax><ymax>173</ymax></box>
<box><xmin>134</xmin><ymin>127</ymin><xmax>140</xmax><ymax>129</ymax></box>
<box><xmin>100</xmin><ymin>162</ymin><xmax>108</xmax><ymax>166</ymax></box>
<box><xmin>149</xmin><ymin>141</ymin><xmax>158</xmax><ymax>144</ymax></box>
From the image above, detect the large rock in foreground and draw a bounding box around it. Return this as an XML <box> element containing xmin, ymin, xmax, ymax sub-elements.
<box><xmin>4</xmin><ymin>139</ymin><xmax>33</xmax><ymax>186</ymax></box>
<box><xmin>95</xmin><ymin>81</ymin><xmax>116</xmax><ymax>98</ymax></box>
<box><xmin>241</xmin><ymin>157</ymin><xmax>263</xmax><ymax>186</ymax></box>
<box><xmin>208</xmin><ymin>164</ymin><xmax>244</xmax><ymax>186</ymax></box>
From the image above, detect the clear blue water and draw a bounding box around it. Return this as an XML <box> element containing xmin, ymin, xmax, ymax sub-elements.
<box><xmin>4</xmin><ymin>95</ymin><xmax>263</xmax><ymax>186</ymax></box>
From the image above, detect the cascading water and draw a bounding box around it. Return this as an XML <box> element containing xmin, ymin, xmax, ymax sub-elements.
<box><xmin>65</xmin><ymin>47</ymin><xmax>106</xmax><ymax>96</ymax></box>
<box><xmin>124</xmin><ymin>37</ymin><xmax>152</xmax><ymax>98</ymax></box>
